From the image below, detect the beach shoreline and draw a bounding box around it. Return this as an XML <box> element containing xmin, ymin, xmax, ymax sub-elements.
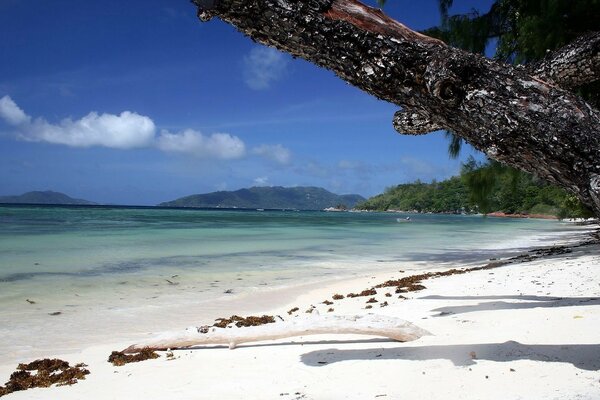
<box><xmin>1</xmin><ymin>224</ymin><xmax>599</xmax><ymax>399</ymax></box>
<box><xmin>1</xmin><ymin>214</ymin><xmax>591</xmax><ymax>367</ymax></box>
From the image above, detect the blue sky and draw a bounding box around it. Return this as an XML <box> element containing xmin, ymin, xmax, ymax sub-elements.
<box><xmin>0</xmin><ymin>0</ymin><xmax>493</xmax><ymax>205</ymax></box>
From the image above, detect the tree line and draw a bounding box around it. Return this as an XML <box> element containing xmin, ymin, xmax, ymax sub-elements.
<box><xmin>356</xmin><ymin>158</ymin><xmax>594</xmax><ymax>218</ymax></box>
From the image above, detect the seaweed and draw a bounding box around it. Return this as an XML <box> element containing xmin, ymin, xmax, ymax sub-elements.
<box><xmin>332</xmin><ymin>294</ymin><xmax>344</xmax><ymax>300</ymax></box>
<box><xmin>347</xmin><ymin>288</ymin><xmax>377</xmax><ymax>298</ymax></box>
<box><xmin>0</xmin><ymin>359</ymin><xmax>89</xmax><ymax>397</ymax></box>
<box><xmin>287</xmin><ymin>307</ymin><xmax>299</xmax><ymax>315</ymax></box>
<box><xmin>213</xmin><ymin>315</ymin><xmax>275</xmax><ymax>328</ymax></box>
<box><xmin>108</xmin><ymin>348</ymin><xmax>159</xmax><ymax>366</ymax></box>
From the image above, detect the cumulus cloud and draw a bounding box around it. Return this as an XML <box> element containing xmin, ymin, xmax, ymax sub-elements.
<box><xmin>243</xmin><ymin>47</ymin><xmax>288</xmax><ymax>90</ymax></box>
<box><xmin>27</xmin><ymin>111</ymin><xmax>155</xmax><ymax>149</ymax></box>
<box><xmin>157</xmin><ymin>129</ymin><xmax>246</xmax><ymax>159</ymax></box>
<box><xmin>0</xmin><ymin>95</ymin><xmax>31</xmax><ymax>126</ymax></box>
<box><xmin>252</xmin><ymin>144</ymin><xmax>291</xmax><ymax>164</ymax></box>
<box><xmin>253</xmin><ymin>176</ymin><xmax>269</xmax><ymax>186</ymax></box>
<box><xmin>0</xmin><ymin>96</ymin><xmax>290</xmax><ymax>163</ymax></box>
<box><xmin>0</xmin><ymin>95</ymin><xmax>155</xmax><ymax>149</ymax></box>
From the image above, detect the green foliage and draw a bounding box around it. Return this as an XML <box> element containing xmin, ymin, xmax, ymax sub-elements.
<box><xmin>357</xmin><ymin>176</ymin><xmax>471</xmax><ymax>213</ymax></box>
<box><xmin>444</xmin><ymin>131</ymin><xmax>463</xmax><ymax>159</ymax></box>
<box><xmin>424</xmin><ymin>0</ymin><xmax>599</xmax><ymax>211</ymax></box>
<box><xmin>356</xmin><ymin>159</ymin><xmax>593</xmax><ymax>218</ymax></box>
<box><xmin>427</xmin><ymin>0</ymin><xmax>600</xmax><ymax>63</ymax></box>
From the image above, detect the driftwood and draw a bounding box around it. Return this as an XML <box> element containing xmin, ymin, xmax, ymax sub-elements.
<box><xmin>192</xmin><ymin>0</ymin><xmax>600</xmax><ymax>217</ymax></box>
<box><xmin>124</xmin><ymin>314</ymin><xmax>430</xmax><ymax>352</ymax></box>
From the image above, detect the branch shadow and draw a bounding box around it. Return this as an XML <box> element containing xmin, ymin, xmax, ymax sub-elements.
<box><xmin>420</xmin><ymin>295</ymin><xmax>600</xmax><ymax>316</ymax></box>
<box><xmin>301</xmin><ymin>341</ymin><xmax>600</xmax><ymax>371</ymax></box>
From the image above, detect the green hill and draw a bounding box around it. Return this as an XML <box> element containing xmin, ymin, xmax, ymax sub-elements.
<box><xmin>159</xmin><ymin>186</ymin><xmax>365</xmax><ymax>210</ymax></box>
<box><xmin>0</xmin><ymin>191</ymin><xmax>95</xmax><ymax>205</ymax></box>
<box><xmin>356</xmin><ymin>163</ymin><xmax>592</xmax><ymax>218</ymax></box>
<box><xmin>357</xmin><ymin>177</ymin><xmax>470</xmax><ymax>214</ymax></box>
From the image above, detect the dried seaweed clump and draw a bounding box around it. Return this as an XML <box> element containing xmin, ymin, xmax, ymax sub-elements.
<box><xmin>213</xmin><ymin>315</ymin><xmax>275</xmax><ymax>328</ymax></box>
<box><xmin>369</xmin><ymin>244</ymin><xmax>579</xmax><ymax>296</ymax></box>
<box><xmin>108</xmin><ymin>348</ymin><xmax>159</xmax><ymax>366</ymax></box>
<box><xmin>347</xmin><ymin>288</ymin><xmax>377</xmax><ymax>298</ymax></box>
<box><xmin>376</xmin><ymin>269</ymin><xmax>465</xmax><ymax>293</ymax></box>
<box><xmin>287</xmin><ymin>307</ymin><xmax>299</xmax><ymax>315</ymax></box>
<box><xmin>332</xmin><ymin>294</ymin><xmax>344</xmax><ymax>300</ymax></box>
<box><xmin>0</xmin><ymin>359</ymin><xmax>89</xmax><ymax>397</ymax></box>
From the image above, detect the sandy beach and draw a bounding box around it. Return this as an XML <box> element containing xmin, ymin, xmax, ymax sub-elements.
<box><xmin>1</xmin><ymin>226</ymin><xmax>599</xmax><ymax>399</ymax></box>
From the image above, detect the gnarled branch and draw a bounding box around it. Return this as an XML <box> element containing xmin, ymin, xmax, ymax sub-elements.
<box><xmin>192</xmin><ymin>0</ymin><xmax>600</xmax><ymax>216</ymax></box>
<box><xmin>530</xmin><ymin>31</ymin><xmax>600</xmax><ymax>89</ymax></box>
<box><xmin>124</xmin><ymin>314</ymin><xmax>431</xmax><ymax>351</ymax></box>
<box><xmin>393</xmin><ymin>108</ymin><xmax>443</xmax><ymax>135</ymax></box>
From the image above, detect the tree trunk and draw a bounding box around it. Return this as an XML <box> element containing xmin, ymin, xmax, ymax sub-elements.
<box><xmin>193</xmin><ymin>0</ymin><xmax>600</xmax><ymax>217</ymax></box>
<box><xmin>124</xmin><ymin>314</ymin><xmax>430</xmax><ymax>352</ymax></box>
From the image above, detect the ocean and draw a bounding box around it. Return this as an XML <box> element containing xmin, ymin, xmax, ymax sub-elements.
<box><xmin>0</xmin><ymin>204</ymin><xmax>588</xmax><ymax>361</ymax></box>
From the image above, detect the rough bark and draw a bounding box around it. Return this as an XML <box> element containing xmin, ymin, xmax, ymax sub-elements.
<box><xmin>123</xmin><ymin>314</ymin><xmax>430</xmax><ymax>351</ymax></box>
<box><xmin>193</xmin><ymin>0</ymin><xmax>600</xmax><ymax>216</ymax></box>
<box><xmin>530</xmin><ymin>31</ymin><xmax>600</xmax><ymax>89</ymax></box>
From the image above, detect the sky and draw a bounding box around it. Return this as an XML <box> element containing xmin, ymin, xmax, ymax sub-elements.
<box><xmin>0</xmin><ymin>0</ymin><xmax>494</xmax><ymax>205</ymax></box>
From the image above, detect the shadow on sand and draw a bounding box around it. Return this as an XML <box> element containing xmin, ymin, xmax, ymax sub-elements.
<box><xmin>300</xmin><ymin>340</ymin><xmax>600</xmax><ymax>371</ymax></box>
<box><xmin>419</xmin><ymin>295</ymin><xmax>600</xmax><ymax>316</ymax></box>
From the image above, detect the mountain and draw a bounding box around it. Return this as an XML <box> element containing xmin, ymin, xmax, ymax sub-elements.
<box><xmin>0</xmin><ymin>191</ymin><xmax>95</xmax><ymax>205</ymax></box>
<box><xmin>159</xmin><ymin>186</ymin><xmax>365</xmax><ymax>210</ymax></box>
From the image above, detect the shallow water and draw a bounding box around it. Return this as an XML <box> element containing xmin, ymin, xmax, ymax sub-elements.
<box><xmin>0</xmin><ymin>205</ymin><xmax>588</xmax><ymax>361</ymax></box>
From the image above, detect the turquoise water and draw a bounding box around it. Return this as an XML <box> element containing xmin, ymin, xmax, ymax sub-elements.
<box><xmin>0</xmin><ymin>205</ymin><xmax>588</xmax><ymax>360</ymax></box>
<box><xmin>0</xmin><ymin>205</ymin><xmax>580</xmax><ymax>281</ymax></box>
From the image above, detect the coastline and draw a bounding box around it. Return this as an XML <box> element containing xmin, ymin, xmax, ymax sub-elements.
<box><xmin>1</xmin><ymin>224</ymin><xmax>599</xmax><ymax>399</ymax></box>
<box><xmin>486</xmin><ymin>211</ymin><xmax>559</xmax><ymax>219</ymax></box>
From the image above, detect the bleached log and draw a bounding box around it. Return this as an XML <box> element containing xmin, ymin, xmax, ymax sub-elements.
<box><xmin>124</xmin><ymin>314</ymin><xmax>431</xmax><ymax>352</ymax></box>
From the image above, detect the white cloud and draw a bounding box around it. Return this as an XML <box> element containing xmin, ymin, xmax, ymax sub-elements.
<box><xmin>0</xmin><ymin>96</ymin><xmax>155</xmax><ymax>148</ymax></box>
<box><xmin>243</xmin><ymin>47</ymin><xmax>288</xmax><ymax>90</ymax></box>
<box><xmin>0</xmin><ymin>95</ymin><xmax>31</xmax><ymax>126</ymax></box>
<box><xmin>25</xmin><ymin>111</ymin><xmax>156</xmax><ymax>149</ymax></box>
<box><xmin>253</xmin><ymin>176</ymin><xmax>269</xmax><ymax>186</ymax></box>
<box><xmin>215</xmin><ymin>182</ymin><xmax>228</xmax><ymax>191</ymax></box>
<box><xmin>157</xmin><ymin>129</ymin><xmax>246</xmax><ymax>159</ymax></box>
<box><xmin>0</xmin><ymin>96</ymin><xmax>293</xmax><ymax>163</ymax></box>
<box><xmin>252</xmin><ymin>144</ymin><xmax>291</xmax><ymax>164</ymax></box>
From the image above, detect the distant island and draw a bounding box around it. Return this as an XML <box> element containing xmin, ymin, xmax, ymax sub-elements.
<box><xmin>159</xmin><ymin>186</ymin><xmax>365</xmax><ymax>210</ymax></box>
<box><xmin>0</xmin><ymin>191</ymin><xmax>95</xmax><ymax>205</ymax></box>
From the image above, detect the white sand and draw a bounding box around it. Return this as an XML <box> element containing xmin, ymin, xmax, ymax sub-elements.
<box><xmin>2</xmin><ymin>229</ymin><xmax>599</xmax><ymax>399</ymax></box>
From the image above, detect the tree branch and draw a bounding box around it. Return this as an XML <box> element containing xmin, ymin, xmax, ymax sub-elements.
<box><xmin>530</xmin><ymin>32</ymin><xmax>600</xmax><ymax>89</ymax></box>
<box><xmin>124</xmin><ymin>314</ymin><xmax>430</xmax><ymax>351</ymax></box>
<box><xmin>392</xmin><ymin>109</ymin><xmax>443</xmax><ymax>135</ymax></box>
<box><xmin>192</xmin><ymin>0</ymin><xmax>600</xmax><ymax>216</ymax></box>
